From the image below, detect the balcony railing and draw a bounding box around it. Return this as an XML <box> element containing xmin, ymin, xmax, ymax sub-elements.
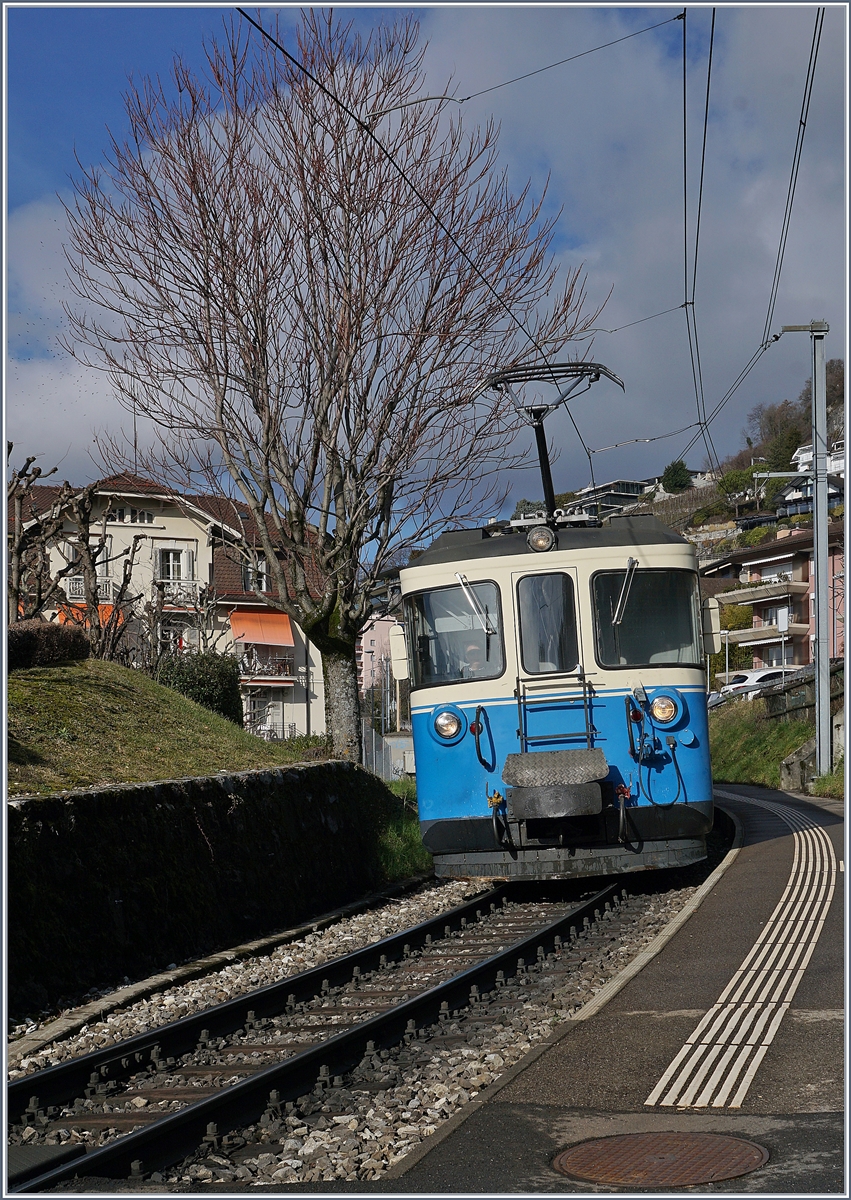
<box><xmin>245</xmin><ymin>718</ymin><xmax>299</xmax><ymax>741</ymax></box>
<box><xmin>718</xmin><ymin>580</ymin><xmax>808</xmax><ymax>606</ymax></box>
<box><xmin>239</xmin><ymin>653</ymin><xmax>296</xmax><ymax>679</ymax></box>
<box><xmin>155</xmin><ymin>579</ymin><xmax>202</xmax><ymax>606</ymax></box>
<box><xmin>66</xmin><ymin>575</ymin><xmax>115</xmax><ymax>602</ymax></box>
<box><xmin>727</xmin><ymin>622</ymin><xmax>810</xmax><ymax>646</ymax></box>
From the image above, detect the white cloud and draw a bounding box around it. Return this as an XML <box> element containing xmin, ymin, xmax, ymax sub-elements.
<box><xmin>6</xmin><ymin>5</ymin><xmax>846</xmax><ymax>500</ymax></box>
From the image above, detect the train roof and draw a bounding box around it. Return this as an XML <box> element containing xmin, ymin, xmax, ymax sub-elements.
<box><xmin>409</xmin><ymin>515</ymin><xmax>687</xmax><ymax>568</ymax></box>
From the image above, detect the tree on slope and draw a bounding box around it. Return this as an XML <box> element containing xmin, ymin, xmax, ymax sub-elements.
<box><xmin>61</xmin><ymin>13</ymin><xmax>602</xmax><ymax>758</ymax></box>
<box><xmin>661</xmin><ymin>459</ymin><xmax>693</xmax><ymax>494</ymax></box>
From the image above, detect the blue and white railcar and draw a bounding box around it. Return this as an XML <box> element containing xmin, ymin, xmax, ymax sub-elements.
<box><xmin>391</xmin><ymin>514</ymin><xmax>721</xmax><ymax>880</ymax></box>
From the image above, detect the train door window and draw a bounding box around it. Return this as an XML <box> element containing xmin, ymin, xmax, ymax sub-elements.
<box><xmin>593</xmin><ymin>569</ymin><xmax>702</xmax><ymax>667</ymax></box>
<box><xmin>405</xmin><ymin>581</ymin><xmax>504</xmax><ymax>687</ymax></box>
<box><xmin>517</xmin><ymin>573</ymin><xmax>579</xmax><ymax>674</ymax></box>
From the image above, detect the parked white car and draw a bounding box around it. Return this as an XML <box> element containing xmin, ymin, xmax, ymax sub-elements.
<box><xmin>719</xmin><ymin>668</ymin><xmax>798</xmax><ymax>700</ymax></box>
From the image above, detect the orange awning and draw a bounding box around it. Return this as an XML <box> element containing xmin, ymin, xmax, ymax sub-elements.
<box><xmin>229</xmin><ymin>610</ymin><xmax>294</xmax><ymax>647</ymax></box>
<box><xmin>58</xmin><ymin>604</ymin><xmax>120</xmax><ymax>626</ymax></box>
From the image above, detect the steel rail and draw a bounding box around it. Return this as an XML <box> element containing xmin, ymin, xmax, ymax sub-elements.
<box><xmin>8</xmin><ymin>885</ymin><xmax>508</xmax><ymax>1121</ymax></box>
<box><xmin>12</xmin><ymin>882</ymin><xmax>618</xmax><ymax>1191</ymax></box>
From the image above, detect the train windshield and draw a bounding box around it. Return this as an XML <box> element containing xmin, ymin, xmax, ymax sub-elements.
<box><xmin>593</xmin><ymin>569</ymin><xmax>702</xmax><ymax>667</ymax></box>
<box><xmin>517</xmin><ymin>573</ymin><xmax>579</xmax><ymax>674</ymax></box>
<box><xmin>406</xmin><ymin>581</ymin><xmax>504</xmax><ymax>687</ymax></box>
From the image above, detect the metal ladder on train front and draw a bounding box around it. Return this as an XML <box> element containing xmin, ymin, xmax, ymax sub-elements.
<box><xmin>514</xmin><ymin>672</ymin><xmax>594</xmax><ymax>753</ymax></box>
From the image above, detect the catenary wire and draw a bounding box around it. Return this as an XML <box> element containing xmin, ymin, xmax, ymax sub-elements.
<box><xmin>677</xmin><ymin>7</ymin><xmax>825</xmax><ymax>464</ymax></box>
<box><xmin>590</xmin><ymin>423</ymin><xmax>702</xmax><ymax>455</ymax></box>
<box><xmin>680</xmin><ymin>9</ymin><xmax>721</xmax><ymax>477</ymax></box>
<box><xmin>237</xmin><ymin>8</ymin><xmax>610</xmax><ymax>499</ymax></box>
<box><xmin>236</xmin><ymin>7</ymin><xmax>561</xmax><ymax>385</ymax></box>
<box><xmin>459</xmin><ymin>13</ymin><xmax>683</xmax><ymax>101</ymax></box>
<box><xmin>761</xmin><ymin>7</ymin><xmax>825</xmax><ymax>347</ymax></box>
<box><xmin>687</xmin><ymin>8</ymin><xmax>717</xmax><ymax>469</ymax></box>
<box><xmin>587</xmin><ymin>303</ymin><xmax>686</xmax><ymax>335</ymax></box>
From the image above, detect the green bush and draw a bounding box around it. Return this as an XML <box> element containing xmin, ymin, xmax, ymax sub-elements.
<box><xmin>7</xmin><ymin>619</ymin><xmax>90</xmax><ymax>671</ymax></box>
<box><xmin>156</xmin><ymin>650</ymin><xmax>244</xmax><ymax>725</ymax></box>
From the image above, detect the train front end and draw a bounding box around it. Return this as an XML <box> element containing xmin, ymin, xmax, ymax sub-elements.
<box><xmin>393</xmin><ymin>515</ymin><xmax>721</xmax><ymax>880</ymax></box>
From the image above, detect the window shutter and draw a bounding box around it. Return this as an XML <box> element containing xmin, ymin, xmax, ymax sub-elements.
<box><xmin>183</xmin><ymin>549</ymin><xmax>195</xmax><ymax>580</ymax></box>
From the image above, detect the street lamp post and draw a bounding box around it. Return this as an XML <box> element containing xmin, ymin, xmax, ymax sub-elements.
<box><xmin>778</xmin><ymin>321</ymin><xmax>831</xmax><ymax>775</ymax></box>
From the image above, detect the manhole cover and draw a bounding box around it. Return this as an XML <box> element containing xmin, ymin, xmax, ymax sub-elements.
<box><xmin>552</xmin><ymin>1132</ymin><xmax>769</xmax><ymax>1187</ymax></box>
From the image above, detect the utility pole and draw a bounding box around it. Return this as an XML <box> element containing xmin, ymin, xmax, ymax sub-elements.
<box><xmin>778</xmin><ymin>321</ymin><xmax>831</xmax><ymax>775</ymax></box>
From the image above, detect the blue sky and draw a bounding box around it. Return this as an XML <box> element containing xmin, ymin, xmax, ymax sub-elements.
<box><xmin>5</xmin><ymin>5</ymin><xmax>847</xmax><ymax>498</ymax></box>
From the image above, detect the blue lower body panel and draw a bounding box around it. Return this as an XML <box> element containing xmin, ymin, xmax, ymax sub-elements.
<box><xmin>412</xmin><ymin>684</ymin><xmax>713</xmax><ymax>881</ymax></box>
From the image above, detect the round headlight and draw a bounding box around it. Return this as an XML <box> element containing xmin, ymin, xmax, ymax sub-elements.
<box><xmin>527</xmin><ymin>525</ymin><xmax>556</xmax><ymax>553</ymax></box>
<box><xmin>434</xmin><ymin>710</ymin><xmax>463</xmax><ymax>739</ymax></box>
<box><xmin>650</xmin><ymin>695</ymin><xmax>678</xmax><ymax>723</ymax></box>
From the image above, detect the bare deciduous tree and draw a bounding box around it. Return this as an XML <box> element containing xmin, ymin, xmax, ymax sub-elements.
<box><xmin>62</xmin><ymin>12</ymin><xmax>603</xmax><ymax>757</ymax></box>
<box><xmin>53</xmin><ymin>485</ymin><xmax>146</xmax><ymax>661</ymax></box>
<box><xmin>7</xmin><ymin>447</ymin><xmax>77</xmax><ymax>622</ymax></box>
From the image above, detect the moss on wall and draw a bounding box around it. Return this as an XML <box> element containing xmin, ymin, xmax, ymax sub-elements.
<box><xmin>8</xmin><ymin>762</ymin><xmax>396</xmax><ymax>1012</ymax></box>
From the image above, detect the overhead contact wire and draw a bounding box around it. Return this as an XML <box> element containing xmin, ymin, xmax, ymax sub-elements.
<box><xmin>678</xmin><ymin>6</ymin><xmax>824</xmax><ymax>464</ymax></box>
<box><xmin>461</xmin><ymin>13</ymin><xmax>682</xmax><ymax>101</ymax></box>
<box><xmin>681</xmin><ymin>9</ymin><xmax>720</xmax><ymax>477</ymax></box>
<box><xmin>236</xmin><ymin>7</ymin><xmax>558</xmax><ymax>384</ymax></box>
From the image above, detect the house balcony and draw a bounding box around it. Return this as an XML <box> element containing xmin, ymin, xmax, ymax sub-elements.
<box><xmin>238</xmin><ymin>652</ymin><xmax>296</xmax><ymax>681</ymax></box>
<box><xmin>717</xmin><ymin>580</ymin><xmax>808</xmax><ymax>607</ymax></box>
<box><xmin>155</xmin><ymin>579</ymin><xmax>202</xmax><ymax>606</ymax></box>
<box><xmin>725</xmin><ymin>622</ymin><xmax>810</xmax><ymax>646</ymax></box>
<box><xmin>66</xmin><ymin>575</ymin><xmax>115</xmax><ymax>602</ymax></box>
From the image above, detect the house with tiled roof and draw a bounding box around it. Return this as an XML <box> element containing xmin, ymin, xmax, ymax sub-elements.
<box><xmin>8</xmin><ymin>474</ymin><xmax>325</xmax><ymax>738</ymax></box>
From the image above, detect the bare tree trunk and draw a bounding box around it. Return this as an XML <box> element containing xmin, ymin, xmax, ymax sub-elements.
<box><xmin>319</xmin><ymin>647</ymin><xmax>361</xmax><ymax>762</ymax></box>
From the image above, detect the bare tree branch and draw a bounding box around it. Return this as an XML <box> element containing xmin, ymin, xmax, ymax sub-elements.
<box><xmin>63</xmin><ymin>12</ymin><xmax>606</xmax><ymax>756</ymax></box>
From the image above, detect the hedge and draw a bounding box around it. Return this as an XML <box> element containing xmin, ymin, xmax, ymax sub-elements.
<box><xmin>7</xmin><ymin>620</ymin><xmax>90</xmax><ymax>671</ymax></box>
<box><xmin>156</xmin><ymin>650</ymin><xmax>245</xmax><ymax>725</ymax></box>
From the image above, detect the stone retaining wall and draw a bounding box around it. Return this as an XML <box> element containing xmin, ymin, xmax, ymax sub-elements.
<box><xmin>8</xmin><ymin>762</ymin><xmax>396</xmax><ymax>1013</ymax></box>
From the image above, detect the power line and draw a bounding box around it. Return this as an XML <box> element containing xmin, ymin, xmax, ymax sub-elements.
<box><xmin>460</xmin><ymin>13</ymin><xmax>684</xmax><ymax>101</ymax></box>
<box><xmin>761</xmin><ymin>6</ymin><xmax>825</xmax><ymax>346</ymax></box>
<box><xmin>680</xmin><ymin>9</ymin><xmax>721</xmax><ymax>478</ymax></box>
<box><xmin>236</xmin><ymin>8</ymin><xmax>557</xmax><ymax>379</ymax></box>
<box><xmin>237</xmin><ymin>8</ymin><xmax>614</xmax><ymax>500</ymax></box>
<box><xmin>588</xmin><ymin>304</ymin><xmax>686</xmax><ymax>334</ymax></box>
<box><xmin>590</xmin><ymin>422</ymin><xmax>702</xmax><ymax>455</ymax></box>
<box><xmin>678</xmin><ymin>6</ymin><xmax>825</xmax><ymax>463</ymax></box>
<box><xmin>681</xmin><ymin>7</ymin><xmax>721</xmax><ymax>477</ymax></box>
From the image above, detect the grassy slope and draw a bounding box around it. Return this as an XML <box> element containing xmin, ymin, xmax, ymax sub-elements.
<box><xmin>7</xmin><ymin>659</ymin><xmax>330</xmax><ymax>796</ymax></box>
<box><xmin>709</xmin><ymin>697</ymin><xmax>842</xmax><ymax>796</ymax></box>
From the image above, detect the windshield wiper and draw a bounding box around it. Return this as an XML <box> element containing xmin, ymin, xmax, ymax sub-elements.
<box><xmin>455</xmin><ymin>573</ymin><xmax>497</xmax><ymax>637</ymax></box>
<box><xmin>612</xmin><ymin>557</ymin><xmax>639</xmax><ymax>626</ymax></box>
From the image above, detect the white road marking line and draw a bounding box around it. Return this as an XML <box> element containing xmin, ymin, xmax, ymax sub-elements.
<box><xmin>645</xmin><ymin>795</ymin><xmax>836</xmax><ymax>1110</ymax></box>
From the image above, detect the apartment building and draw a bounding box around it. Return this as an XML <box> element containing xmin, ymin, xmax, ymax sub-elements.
<box><xmin>700</xmin><ymin>521</ymin><xmax>844</xmax><ymax>670</ymax></box>
<box><xmin>10</xmin><ymin>473</ymin><xmax>325</xmax><ymax>738</ymax></box>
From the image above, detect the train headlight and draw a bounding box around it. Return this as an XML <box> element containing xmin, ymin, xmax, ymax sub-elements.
<box><xmin>434</xmin><ymin>710</ymin><xmax>463</xmax><ymax>739</ymax></box>
<box><xmin>527</xmin><ymin>525</ymin><xmax>556</xmax><ymax>552</ymax></box>
<box><xmin>649</xmin><ymin>695</ymin><xmax>678</xmax><ymax>723</ymax></box>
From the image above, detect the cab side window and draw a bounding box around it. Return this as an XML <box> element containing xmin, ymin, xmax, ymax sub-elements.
<box><xmin>517</xmin><ymin>573</ymin><xmax>579</xmax><ymax>674</ymax></box>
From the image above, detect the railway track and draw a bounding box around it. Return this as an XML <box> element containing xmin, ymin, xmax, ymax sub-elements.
<box><xmin>9</xmin><ymin>880</ymin><xmax>627</xmax><ymax>1191</ymax></box>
